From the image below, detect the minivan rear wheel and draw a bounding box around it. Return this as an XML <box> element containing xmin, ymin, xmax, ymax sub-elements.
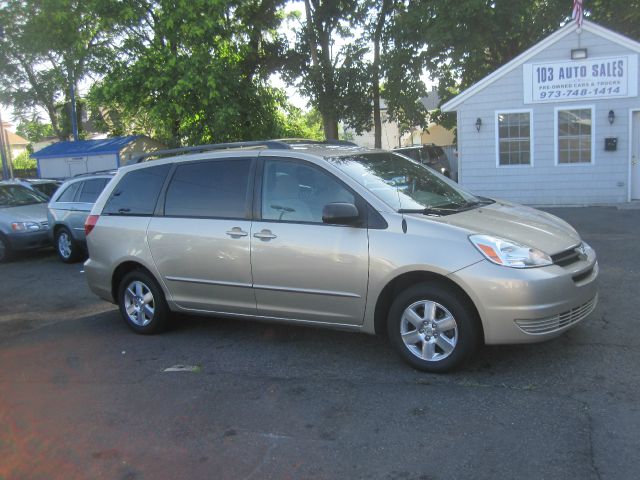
<box><xmin>118</xmin><ymin>270</ymin><xmax>170</xmax><ymax>334</ymax></box>
<box><xmin>387</xmin><ymin>282</ymin><xmax>480</xmax><ymax>372</ymax></box>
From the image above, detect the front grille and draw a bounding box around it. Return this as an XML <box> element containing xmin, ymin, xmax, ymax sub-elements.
<box><xmin>515</xmin><ymin>294</ymin><xmax>598</xmax><ymax>335</ymax></box>
<box><xmin>551</xmin><ymin>245</ymin><xmax>581</xmax><ymax>267</ymax></box>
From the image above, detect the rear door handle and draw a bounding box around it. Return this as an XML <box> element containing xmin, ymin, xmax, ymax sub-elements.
<box><xmin>253</xmin><ymin>229</ymin><xmax>277</xmax><ymax>240</ymax></box>
<box><xmin>226</xmin><ymin>227</ymin><xmax>248</xmax><ymax>238</ymax></box>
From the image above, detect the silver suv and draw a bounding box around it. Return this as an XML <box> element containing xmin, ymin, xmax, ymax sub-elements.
<box><xmin>47</xmin><ymin>172</ymin><xmax>114</xmax><ymax>262</ymax></box>
<box><xmin>84</xmin><ymin>141</ymin><xmax>598</xmax><ymax>372</ymax></box>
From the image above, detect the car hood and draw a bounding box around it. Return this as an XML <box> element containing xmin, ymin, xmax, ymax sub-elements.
<box><xmin>429</xmin><ymin>200</ymin><xmax>581</xmax><ymax>255</ymax></box>
<box><xmin>0</xmin><ymin>203</ymin><xmax>49</xmax><ymax>224</ymax></box>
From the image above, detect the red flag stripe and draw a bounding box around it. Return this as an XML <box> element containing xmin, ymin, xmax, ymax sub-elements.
<box><xmin>572</xmin><ymin>0</ymin><xmax>584</xmax><ymax>27</ymax></box>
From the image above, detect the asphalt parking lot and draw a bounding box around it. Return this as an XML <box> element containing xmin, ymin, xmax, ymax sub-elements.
<box><xmin>1</xmin><ymin>206</ymin><xmax>639</xmax><ymax>480</ymax></box>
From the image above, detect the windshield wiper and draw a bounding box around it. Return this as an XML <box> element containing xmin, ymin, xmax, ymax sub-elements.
<box><xmin>398</xmin><ymin>207</ymin><xmax>461</xmax><ymax>216</ymax></box>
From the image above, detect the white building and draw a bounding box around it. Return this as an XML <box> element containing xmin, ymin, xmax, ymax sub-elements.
<box><xmin>31</xmin><ymin>135</ymin><xmax>163</xmax><ymax>179</ymax></box>
<box><xmin>442</xmin><ymin>20</ymin><xmax>640</xmax><ymax>204</ymax></box>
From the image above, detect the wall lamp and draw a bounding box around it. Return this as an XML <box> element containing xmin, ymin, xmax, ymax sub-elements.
<box><xmin>475</xmin><ymin>117</ymin><xmax>482</xmax><ymax>132</ymax></box>
<box><xmin>608</xmin><ymin>110</ymin><xmax>615</xmax><ymax>125</ymax></box>
<box><xmin>571</xmin><ymin>48</ymin><xmax>588</xmax><ymax>60</ymax></box>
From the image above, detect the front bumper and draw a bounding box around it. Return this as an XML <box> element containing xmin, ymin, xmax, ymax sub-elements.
<box><xmin>450</xmin><ymin>248</ymin><xmax>598</xmax><ymax>345</ymax></box>
<box><xmin>7</xmin><ymin>229</ymin><xmax>52</xmax><ymax>251</ymax></box>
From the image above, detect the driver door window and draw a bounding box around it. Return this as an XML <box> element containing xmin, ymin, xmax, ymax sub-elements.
<box><xmin>262</xmin><ymin>159</ymin><xmax>355</xmax><ymax>223</ymax></box>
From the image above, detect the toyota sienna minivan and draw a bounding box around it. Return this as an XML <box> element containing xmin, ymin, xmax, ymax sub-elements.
<box><xmin>84</xmin><ymin>140</ymin><xmax>598</xmax><ymax>372</ymax></box>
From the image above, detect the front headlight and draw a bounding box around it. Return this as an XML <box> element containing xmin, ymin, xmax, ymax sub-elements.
<box><xmin>469</xmin><ymin>234</ymin><xmax>552</xmax><ymax>268</ymax></box>
<box><xmin>11</xmin><ymin>222</ymin><xmax>41</xmax><ymax>232</ymax></box>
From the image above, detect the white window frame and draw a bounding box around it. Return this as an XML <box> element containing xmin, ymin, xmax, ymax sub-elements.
<box><xmin>554</xmin><ymin>105</ymin><xmax>596</xmax><ymax>166</ymax></box>
<box><xmin>494</xmin><ymin>109</ymin><xmax>534</xmax><ymax>168</ymax></box>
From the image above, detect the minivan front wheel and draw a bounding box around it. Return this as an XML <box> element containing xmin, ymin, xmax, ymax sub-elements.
<box><xmin>387</xmin><ymin>282</ymin><xmax>480</xmax><ymax>372</ymax></box>
<box><xmin>118</xmin><ymin>270</ymin><xmax>169</xmax><ymax>334</ymax></box>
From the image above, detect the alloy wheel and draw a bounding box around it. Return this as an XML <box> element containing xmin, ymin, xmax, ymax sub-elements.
<box><xmin>57</xmin><ymin>231</ymin><xmax>72</xmax><ymax>259</ymax></box>
<box><xmin>400</xmin><ymin>300</ymin><xmax>458</xmax><ymax>362</ymax></box>
<box><xmin>123</xmin><ymin>280</ymin><xmax>155</xmax><ymax>326</ymax></box>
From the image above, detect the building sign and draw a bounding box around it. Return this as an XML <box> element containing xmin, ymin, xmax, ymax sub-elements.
<box><xmin>523</xmin><ymin>55</ymin><xmax>638</xmax><ymax>103</ymax></box>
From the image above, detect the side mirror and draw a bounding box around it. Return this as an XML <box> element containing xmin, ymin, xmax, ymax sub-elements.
<box><xmin>322</xmin><ymin>202</ymin><xmax>360</xmax><ymax>226</ymax></box>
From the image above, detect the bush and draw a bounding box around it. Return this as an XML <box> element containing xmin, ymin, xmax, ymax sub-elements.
<box><xmin>12</xmin><ymin>151</ymin><xmax>36</xmax><ymax>170</ymax></box>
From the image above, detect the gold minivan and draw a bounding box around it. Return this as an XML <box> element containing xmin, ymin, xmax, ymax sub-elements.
<box><xmin>84</xmin><ymin>141</ymin><xmax>598</xmax><ymax>372</ymax></box>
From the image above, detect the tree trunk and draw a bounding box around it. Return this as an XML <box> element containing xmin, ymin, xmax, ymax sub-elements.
<box><xmin>372</xmin><ymin>0</ymin><xmax>392</xmax><ymax>149</ymax></box>
<box><xmin>322</xmin><ymin>115</ymin><xmax>339</xmax><ymax>140</ymax></box>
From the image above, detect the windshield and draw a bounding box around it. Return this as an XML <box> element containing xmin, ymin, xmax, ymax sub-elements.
<box><xmin>32</xmin><ymin>182</ymin><xmax>60</xmax><ymax>199</ymax></box>
<box><xmin>328</xmin><ymin>152</ymin><xmax>481</xmax><ymax>213</ymax></box>
<box><xmin>0</xmin><ymin>185</ymin><xmax>48</xmax><ymax>207</ymax></box>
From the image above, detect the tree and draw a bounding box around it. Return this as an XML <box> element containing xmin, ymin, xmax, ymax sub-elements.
<box><xmin>16</xmin><ymin>116</ymin><xmax>55</xmax><ymax>145</ymax></box>
<box><xmin>286</xmin><ymin>0</ymin><xmax>428</xmax><ymax>146</ymax></box>
<box><xmin>0</xmin><ymin>0</ymin><xmax>136</xmax><ymax>139</ymax></box>
<box><xmin>368</xmin><ymin>0</ymin><xmax>428</xmax><ymax>146</ymax></box>
<box><xmin>588</xmin><ymin>0</ymin><xmax>640</xmax><ymax>40</ymax></box>
<box><xmin>285</xmin><ymin>1</ymin><xmax>371</xmax><ymax>140</ymax></box>
<box><xmin>90</xmin><ymin>0</ymin><xmax>295</xmax><ymax>146</ymax></box>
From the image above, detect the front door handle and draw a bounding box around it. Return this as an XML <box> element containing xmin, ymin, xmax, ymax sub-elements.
<box><xmin>226</xmin><ymin>227</ymin><xmax>248</xmax><ymax>238</ymax></box>
<box><xmin>633</xmin><ymin>156</ymin><xmax>638</xmax><ymax>166</ymax></box>
<box><xmin>253</xmin><ymin>229</ymin><xmax>277</xmax><ymax>240</ymax></box>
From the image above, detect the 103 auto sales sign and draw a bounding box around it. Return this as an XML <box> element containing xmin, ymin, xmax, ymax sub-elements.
<box><xmin>523</xmin><ymin>55</ymin><xmax>638</xmax><ymax>103</ymax></box>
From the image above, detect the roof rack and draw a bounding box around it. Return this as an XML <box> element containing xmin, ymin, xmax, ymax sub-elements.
<box><xmin>133</xmin><ymin>138</ymin><xmax>360</xmax><ymax>163</ymax></box>
<box><xmin>133</xmin><ymin>140</ymin><xmax>293</xmax><ymax>163</ymax></box>
<box><xmin>72</xmin><ymin>169</ymin><xmax>118</xmax><ymax>178</ymax></box>
<box><xmin>276</xmin><ymin>138</ymin><xmax>358</xmax><ymax>147</ymax></box>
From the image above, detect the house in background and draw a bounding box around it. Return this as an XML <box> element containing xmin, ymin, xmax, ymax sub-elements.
<box><xmin>346</xmin><ymin>90</ymin><xmax>457</xmax><ymax>175</ymax></box>
<box><xmin>1</xmin><ymin>122</ymin><xmax>29</xmax><ymax>159</ymax></box>
<box><xmin>31</xmin><ymin>135</ymin><xmax>164</xmax><ymax>179</ymax></box>
<box><xmin>442</xmin><ymin>20</ymin><xmax>640</xmax><ymax>204</ymax></box>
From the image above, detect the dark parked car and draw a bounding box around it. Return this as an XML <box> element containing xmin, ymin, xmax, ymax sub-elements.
<box><xmin>47</xmin><ymin>172</ymin><xmax>115</xmax><ymax>262</ymax></box>
<box><xmin>394</xmin><ymin>144</ymin><xmax>453</xmax><ymax>179</ymax></box>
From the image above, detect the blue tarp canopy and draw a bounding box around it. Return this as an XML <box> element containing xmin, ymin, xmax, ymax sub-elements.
<box><xmin>32</xmin><ymin>136</ymin><xmax>140</xmax><ymax>159</ymax></box>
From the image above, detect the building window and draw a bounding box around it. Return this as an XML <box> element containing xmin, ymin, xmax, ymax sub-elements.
<box><xmin>497</xmin><ymin>112</ymin><xmax>531</xmax><ymax>166</ymax></box>
<box><xmin>557</xmin><ymin>108</ymin><xmax>592</xmax><ymax>164</ymax></box>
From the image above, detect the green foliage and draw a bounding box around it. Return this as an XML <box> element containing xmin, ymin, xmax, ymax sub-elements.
<box><xmin>0</xmin><ymin>0</ymin><xmax>139</xmax><ymax>138</ymax></box>
<box><xmin>16</xmin><ymin>117</ymin><xmax>54</xmax><ymax>144</ymax></box>
<box><xmin>90</xmin><ymin>0</ymin><xmax>294</xmax><ymax>146</ymax></box>
<box><xmin>12</xmin><ymin>151</ymin><xmax>36</xmax><ymax>170</ymax></box>
<box><xmin>285</xmin><ymin>0</ymin><xmax>428</xmax><ymax>142</ymax></box>
<box><xmin>588</xmin><ymin>0</ymin><xmax>640</xmax><ymax>40</ymax></box>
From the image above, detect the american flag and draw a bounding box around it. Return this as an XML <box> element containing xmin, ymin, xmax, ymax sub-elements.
<box><xmin>572</xmin><ymin>0</ymin><xmax>584</xmax><ymax>27</ymax></box>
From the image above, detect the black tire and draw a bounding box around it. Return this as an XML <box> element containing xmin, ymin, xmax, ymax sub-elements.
<box><xmin>55</xmin><ymin>227</ymin><xmax>82</xmax><ymax>263</ymax></box>
<box><xmin>387</xmin><ymin>282</ymin><xmax>481</xmax><ymax>373</ymax></box>
<box><xmin>0</xmin><ymin>235</ymin><xmax>13</xmax><ymax>263</ymax></box>
<box><xmin>117</xmin><ymin>270</ymin><xmax>170</xmax><ymax>334</ymax></box>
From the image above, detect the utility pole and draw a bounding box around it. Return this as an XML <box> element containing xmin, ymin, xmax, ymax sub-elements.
<box><xmin>0</xmin><ymin>109</ymin><xmax>10</xmax><ymax>180</ymax></box>
<box><xmin>0</xmin><ymin>28</ymin><xmax>12</xmax><ymax>179</ymax></box>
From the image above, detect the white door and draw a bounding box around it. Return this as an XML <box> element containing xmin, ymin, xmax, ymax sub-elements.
<box><xmin>67</xmin><ymin>157</ymin><xmax>87</xmax><ymax>176</ymax></box>
<box><xmin>632</xmin><ymin>112</ymin><xmax>640</xmax><ymax>200</ymax></box>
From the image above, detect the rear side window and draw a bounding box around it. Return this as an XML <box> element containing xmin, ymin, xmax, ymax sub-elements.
<box><xmin>57</xmin><ymin>182</ymin><xmax>81</xmax><ymax>202</ymax></box>
<box><xmin>103</xmin><ymin>164</ymin><xmax>170</xmax><ymax>215</ymax></box>
<box><xmin>164</xmin><ymin>159</ymin><xmax>252</xmax><ymax>218</ymax></box>
<box><xmin>77</xmin><ymin>178</ymin><xmax>108</xmax><ymax>203</ymax></box>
